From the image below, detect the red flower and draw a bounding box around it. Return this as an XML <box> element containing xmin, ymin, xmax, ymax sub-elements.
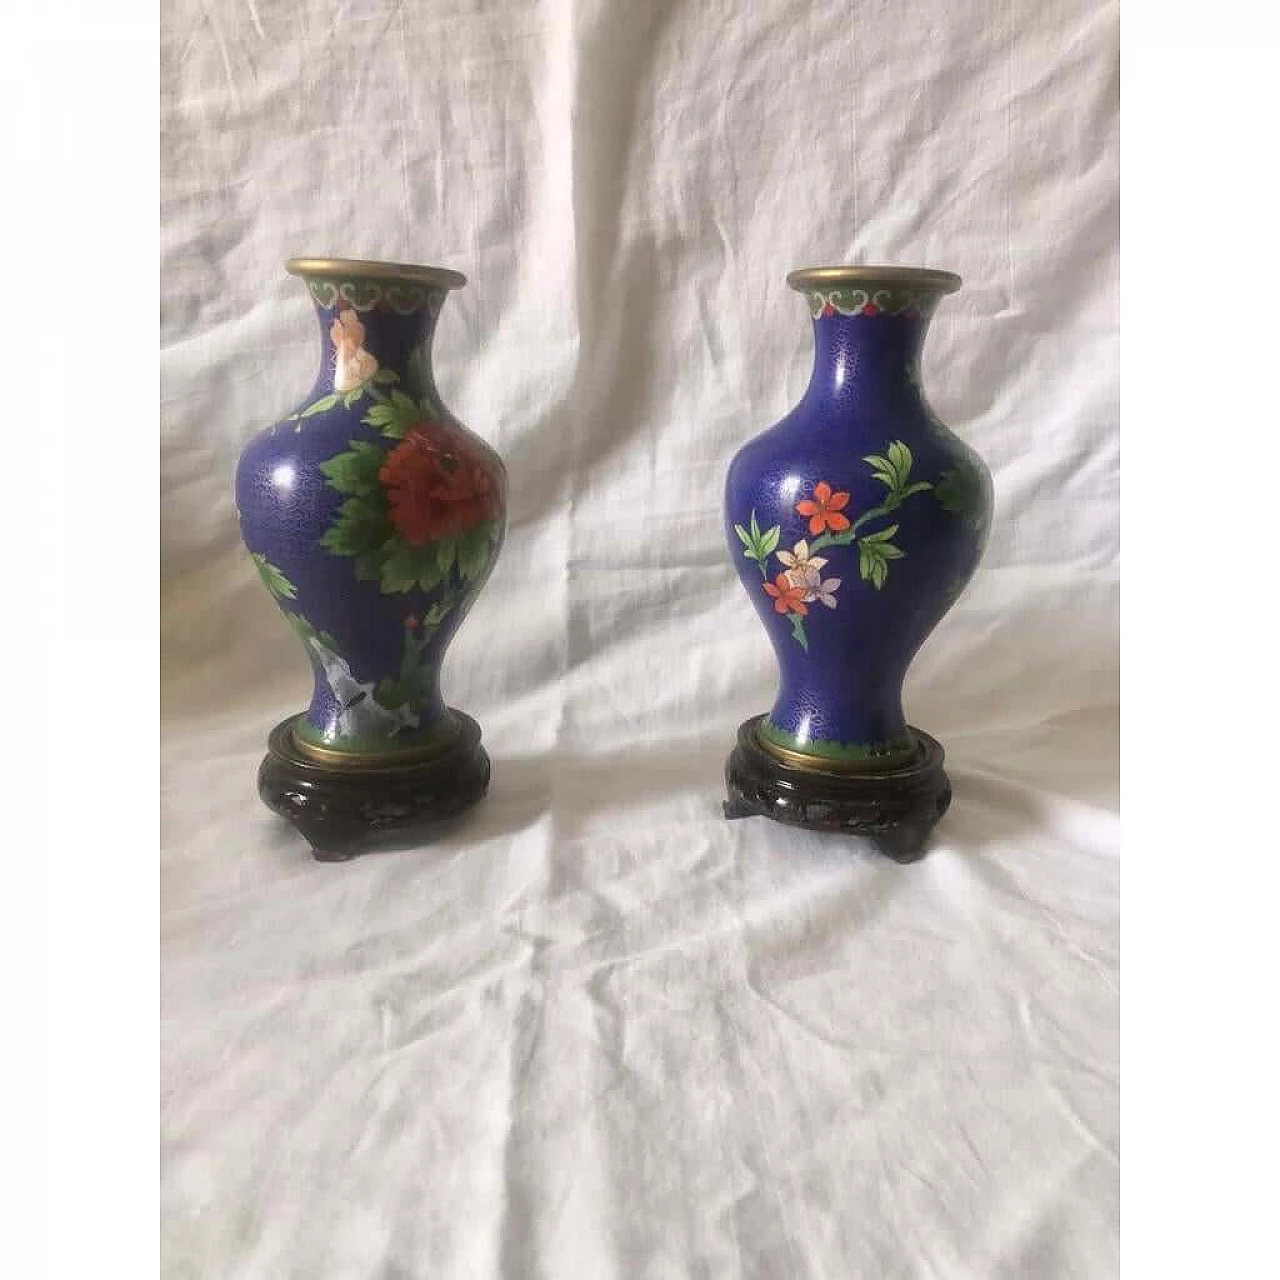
<box><xmin>820</xmin><ymin>302</ymin><xmax>836</xmax><ymax>318</ymax></box>
<box><xmin>405</xmin><ymin>614</ymin><xmax>419</xmax><ymax>629</ymax></box>
<box><xmin>862</xmin><ymin>302</ymin><xmax>880</xmax><ymax>317</ymax></box>
<box><xmin>380</xmin><ymin>422</ymin><xmax>501</xmax><ymax>545</ymax></box>
<box><xmin>763</xmin><ymin>573</ymin><xmax>809</xmax><ymax>616</ymax></box>
<box><xmin>795</xmin><ymin>481</ymin><xmax>851</xmax><ymax>535</ymax></box>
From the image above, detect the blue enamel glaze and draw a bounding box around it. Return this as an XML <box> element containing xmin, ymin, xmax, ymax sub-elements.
<box><xmin>725</xmin><ymin>274</ymin><xmax>991</xmax><ymax>765</ymax></box>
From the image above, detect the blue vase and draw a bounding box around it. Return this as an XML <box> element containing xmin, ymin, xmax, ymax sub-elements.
<box><xmin>235</xmin><ymin>258</ymin><xmax>506</xmax><ymax>769</ymax></box>
<box><xmin>725</xmin><ymin>266</ymin><xmax>991</xmax><ymax>790</ymax></box>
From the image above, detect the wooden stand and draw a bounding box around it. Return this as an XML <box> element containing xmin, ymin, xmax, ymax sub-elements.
<box><xmin>257</xmin><ymin>711</ymin><xmax>490</xmax><ymax>861</ymax></box>
<box><xmin>723</xmin><ymin>715</ymin><xmax>951</xmax><ymax>862</ymax></box>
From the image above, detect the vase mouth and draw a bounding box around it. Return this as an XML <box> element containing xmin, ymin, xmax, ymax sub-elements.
<box><xmin>786</xmin><ymin>265</ymin><xmax>961</xmax><ymax>295</ymax></box>
<box><xmin>285</xmin><ymin>257</ymin><xmax>467</xmax><ymax>290</ymax></box>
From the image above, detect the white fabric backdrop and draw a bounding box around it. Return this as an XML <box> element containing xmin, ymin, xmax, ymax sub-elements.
<box><xmin>160</xmin><ymin>1</ymin><xmax>1119</xmax><ymax>1275</ymax></box>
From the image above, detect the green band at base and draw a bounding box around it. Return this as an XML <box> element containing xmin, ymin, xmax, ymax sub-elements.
<box><xmin>756</xmin><ymin>718</ymin><xmax>917</xmax><ymax>773</ymax></box>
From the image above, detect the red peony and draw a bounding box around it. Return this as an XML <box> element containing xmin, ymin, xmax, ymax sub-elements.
<box><xmin>380</xmin><ymin>422</ymin><xmax>501</xmax><ymax>545</ymax></box>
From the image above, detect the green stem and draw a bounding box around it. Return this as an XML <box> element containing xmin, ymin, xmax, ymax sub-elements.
<box><xmin>809</xmin><ymin>483</ymin><xmax>933</xmax><ymax>551</ymax></box>
<box><xmin>810</xmin><ymin>501</ymin><xmax>894</xmax><ymax>550</ymax></box>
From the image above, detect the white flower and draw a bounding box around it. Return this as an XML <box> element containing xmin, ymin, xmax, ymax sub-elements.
<box><xmin>778</xmin><ymin>540</ymin><xmax>828</xmax><ymax>585</ymax></box>
<box><xmin>792</xmin><ymin>563</ymin><xmax>842</xmax><ymax>608</ymax></box>
<box><xmin>330</xmin><ymin>310</ymin><xmax>380</xmax><ymax>392</ymax></box>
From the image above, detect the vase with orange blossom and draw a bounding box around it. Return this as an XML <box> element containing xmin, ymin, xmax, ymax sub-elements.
<box><xmin>724</xmin><ymin>266</ymin><xmax>992</xmax><ymax>859</ymax></box>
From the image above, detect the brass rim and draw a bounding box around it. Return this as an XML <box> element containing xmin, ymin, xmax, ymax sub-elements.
<box><xmin>786</xmin><ymin>265</ymin><xmax>961</xmax><ymax>294</ymax></box>
<box><xmin>285</xmin><ymin>257</ymin><xmax>467</xmax><ymax>290</ymax></box>
<box><xmin>754</xmin><ymin>725</ymin><xmax>920</xmax><ymax>775</ymax></box>
<box><xmin>289</xmin><ymin>718</ymin><xmax>461</xmax><ymax>769</ymax></box>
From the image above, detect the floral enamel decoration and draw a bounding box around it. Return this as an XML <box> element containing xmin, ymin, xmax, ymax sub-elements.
<box><xmin>792</xmin><ymin>563</ymin><xmax>841</xmax><ymax>608</ymax></box>
<box><xmin>320</xmin><ymin>415</ymin><xmax>502</xmax><ymax>597</ymax></box>
<box><xmin>763</xmin><ymin>573</ymin><xmax>809</xmax><ymax>616</ymax></box>
<box><xmin>796</xmin><ymin>481</ymin><xmax>851</xmax><ymax>536</ymax></box>
<box><xmin>777</xmin><ymin>540</ymin><xmax>827</xmax><ymax>578</ymax></box>
<box><xmin>331</xmin><ymin>310</ymin><xmax>379</xmax><ymax>391</ymax></box>
<box><xmin>284</xmin><ymin>300</ymin><xmax>441</xmax><ymax>426</ymax></box>
<box><xmin>735</xmin><ymin>441</ymin><xmax>958</xmax><ymax>650</ymax></box>
<box><xmin>802</xmin><ymin>287</ymin><xmax>937</xmax><ymax>319</ymax></box>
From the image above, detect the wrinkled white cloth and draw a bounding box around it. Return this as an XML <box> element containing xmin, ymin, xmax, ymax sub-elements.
<box><xmin>160</xmin><ymin>1</ymin><xmax>1119</xmax><ymax>1275</ymax></box>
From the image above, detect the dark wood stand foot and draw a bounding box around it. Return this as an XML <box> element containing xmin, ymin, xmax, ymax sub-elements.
<box><xmin>724</xmin><ymin>715</ymin><xmax>951</xmax><ymax>862</ymax></box>
<box><xmin>257</xmin><ymin>711</ymin><xmax>490</xmax><ymax>861</ymax></box>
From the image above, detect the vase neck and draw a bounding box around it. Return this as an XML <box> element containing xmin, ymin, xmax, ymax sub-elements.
<box><xmin>298</xmin><ymin>274</ymin><xmax>453</xmax><ymax>401</ymax></box>
<box><xmin>801</xmin><ymin>307</ymin><xmax>935</xmax><ymax>412</ymax></box>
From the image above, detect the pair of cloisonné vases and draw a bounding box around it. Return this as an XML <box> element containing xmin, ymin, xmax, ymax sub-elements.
<box><xmin>236</xmin><ymin>258</ymin><xmax>991</xmax><ymax>860</ymax></box>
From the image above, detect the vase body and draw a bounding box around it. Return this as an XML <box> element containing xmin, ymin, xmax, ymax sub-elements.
<box><xmin>725</xmin><ymin>268</ymin><xmax>991</xmax><ymax>771</ymax></box>
<box><xmin>235</xmin><ymin>259</ymin><xmax>506</xmax><ymax>763</ymax></box>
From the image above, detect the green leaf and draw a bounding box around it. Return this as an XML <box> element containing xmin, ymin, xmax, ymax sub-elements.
<box><xmin>300</xmin><ymin>393</ymin><xmax>341</xmax><ymax>419</ymax></box>
<box><xmin>401</xmin><ymin>628</ymin><xmax>424</xmax><ymax>670</ymax></box>
<box><xmin>434</xmin><ymin>537</ymin><xmax>458</xmax><ymax>575</ymax></box>
<box><xmin>750</xmin><ymin>511</ymin><xmax>761</xmax><ymax>541</ymax></box>
<box><xmin>789</xmin><ymin>614</ymin><xmax>809</xmax><ymax>651</ymax></box>
<box><xmin>392</xmin><ymin>544</ymin><xmax>446</xmax><ymax>593</ymax></box>
<box><xmin>378</xmin><ymin>546</ymin><xmax>421</xmax><ymax>594</ymax></box>
<box><xmin>363</xmin><ymin>403</ymin><xmax>400</xmax><ymax>429</ymax></box>
<box><xmin>372</xmin><ymin>368</ymin><xmax>400</xmax><ymax>385</ymax></box>
<box><xmin>319</xmin><ymin>441</ymin><xmax>385</xmax><ymax>496</ymax></box>
<box><xmin>887</xmin><ymin>441</ymin><xmax>913</xmax><ymax>487</ymax></box>
<box><xmin>398</xmin><ymin>634</ymin><xmax>421</xmax><ymax>681</ymax></box>
<box><xmin>250</xmin><ymin>553</ymin><xmax>297</xmax><ymax>601</ymax></box>
<box><xmin>285</xmin><ymin>612</ymin><xmax>337</xmax><ymax>653</ymax></box>
<box><xmin>354</xmin><ymin>550</ymin><xmax>384</xmax><ymax>582</ymax></box>
<box><xmin>319</xmin><ymin>496</ymin><xmax>390</xmax><ymax>556</ymax></box>
<box><xmin>859</xmin><ymin>543</ymin><xmax>874</xmax><ymax>582</ymax></box>
<box><xmin>935</xmin><ymin>465</ymin><xmax>987</xmax><ymax>530</ymax></box>
<box><xmin>424</xmin><ymin>600</ymin><xmax>453</xmax><ymax>626</ymax></box>
<box><xmin>363</xmin><ymin>393</ymin><xmax>422</xmax><ymax>440</ymax></box>
<box><xmin>458</xmin><ymin>524</ymin><xmax>495</xmax><ymax>581</ymax></box>
<box><xmin>375</xmin><ymin>677</ymin><xmax>409</xmax><ymax>709</ymax></box>
<box><xmin>861</xmin><ymin>524</ymin><xmax>900</xmax><ymax>544</ymax></box>
<box><xmin>734</xmin><ymin>524</ymin><xmax>752</xmax><ymax>548</ymax></box>
<box><xmin>857</xmin><ymin>540</ymin><xmax>893</xmax><ymax>589</ymax></box>
<box><xmin>759</xmin><ymin>525</ymin><xmax>781</xmax><ymax>557</ymax></box>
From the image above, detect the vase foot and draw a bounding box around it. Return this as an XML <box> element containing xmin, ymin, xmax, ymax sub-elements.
<box><xmin>257</xmin><ymin>711</ymin><xmax>491</xmax><ymax>861</ymax></box>
<box><xmin>723</xmin><ymin>715</ymin><xmax>951</xmax><ymax>861</ymax></box>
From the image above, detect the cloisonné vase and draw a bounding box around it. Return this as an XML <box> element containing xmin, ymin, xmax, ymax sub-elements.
<box><xmin>235</xmin><ymin>258</ymin><xmax>506</xmax><ymax>856</ymax></box>
<box><xmin>723</xmin><ymin>266</ymin><xmax>991</xmax><ymax>859</ymax></box>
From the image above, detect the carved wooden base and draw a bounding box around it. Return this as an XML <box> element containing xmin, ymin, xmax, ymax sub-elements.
<box><xmin>257</xmin><ymin>711</ymin><xmax>490</xmax><ymax>861</ymax></box>
<box><xmin>724</xmin><ymin>715</ymin><xmax>951</xmax><ymax>862</ymax></box>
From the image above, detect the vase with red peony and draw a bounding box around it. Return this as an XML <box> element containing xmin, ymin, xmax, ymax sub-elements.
<box><xmin>235</xmin><ymin>258</ymin><xmax>506</xmax><ymax>779</ymax></box>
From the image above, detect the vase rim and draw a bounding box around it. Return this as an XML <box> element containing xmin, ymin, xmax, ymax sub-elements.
<box><xmin>786</xmin><ymin>265</ymin><xmax>961</xmax><ymax>294</ymax></box>
<box><xmin>285</xmin><ymin>257</ymin><xmax>467</xmax><ymax>290</ymax></box>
